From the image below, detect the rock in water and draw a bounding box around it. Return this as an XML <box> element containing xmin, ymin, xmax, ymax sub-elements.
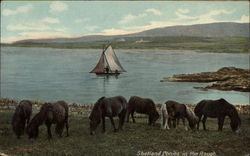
<box><xmin>161</xmin><ymin>67</ymin><xmax>250</xmax><ymax>92</ymax></box>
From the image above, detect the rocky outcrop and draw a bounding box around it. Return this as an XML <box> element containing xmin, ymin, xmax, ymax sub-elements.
<box><xmin>161</xmin><ymin>67</ymin><xmax>250</xmax><ymax>92</ymax></box>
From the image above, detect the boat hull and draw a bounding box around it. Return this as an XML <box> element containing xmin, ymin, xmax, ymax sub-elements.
<box><xmin>95</xmin><ymin>72</ymin><xmax>120</xmax><ymax>76</ymax></box>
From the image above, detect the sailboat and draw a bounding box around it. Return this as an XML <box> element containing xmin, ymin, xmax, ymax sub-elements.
<box><xmin>90</xmin><ymin>44</ymin><xmax>126</xmax><ymax>76</ymax></box>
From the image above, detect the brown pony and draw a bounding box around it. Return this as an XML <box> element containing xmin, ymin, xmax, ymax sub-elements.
<box><xmin>166</xmin><ymin>100</ymin><xmax>198</xmax><ymax>130</ymax></box>
<box><xmin>27</xmin><ymin>101</ymin><xmax>69</xmax><ymax>139</ymax></box>
<box><xmin>126</xmin><ymin>96</ymin><xmax>159</xmax><ymax>125</ymax></box>
<box><xmin>194</xmin><ymin>98</ymin><xmax>241</xmax><ymax>132</ymax></box>
<box><xmin>12</xmin><ymin>100</ymin><xmax>32</xmax><ymax>139</ymax></box>
<box><xmin>89</xmin><ymin>96</ymin><xmax>127</xmax><ymax>135</ymax></box>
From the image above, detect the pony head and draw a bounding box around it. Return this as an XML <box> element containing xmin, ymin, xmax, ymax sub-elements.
<box><xmin>26</xmin><ymin>103</ymin><xmax>51</xmax><ymax>139</ymax></box>
<box><xmin>186</xmin><ymin>106</ymin><xmax>199</xmax><ymax>130</ymax></box>
<box><xmin>228</xmin><ymin>104</ymin><xmax>241</xmax><ymax>132</ymax></box>
<box><xmin>150</xmin><ymin>111</ymin><xmax>160</xmax><ymax>125</ymax></box>
<box><xmin>26</xmin><ymin>124</ymin><xmax>39</xmax><ymax>139</ymax></box>
<box><xmin>230</xmin><ymin>115</ymin><xmax>241</xmax><ymax>132</ymax></box>
<box><xmin>89</xmin><ymin>97</ymin><xmax>104</xmax><ymax>135</ymax></box>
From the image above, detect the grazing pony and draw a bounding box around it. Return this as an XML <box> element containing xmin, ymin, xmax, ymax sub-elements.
<box><xmin>89</xmin><ymin>96</ymin><xmax>127</xmax><ymax>135</ymax></box>
<box><xmin>194</xmin><ymin>98</ymin><xmax>241</xmax><ymax>132</ymax></box>
<box><xmin>160</xmin><ymin>104</ymin><xmax>170</xmax><ymax>130</ymax></box>
<box><xmin>27</xmin><ymin>101</ymin><xmax>69</xmax><ymax>139</ymax></box>
<box><xmin>166</xmin><ymin>100</ymin><xmax>198</xmax><ymax>130</ymax></box>
<box><xmin>12</xmin><ymin>100</ymin><xmax>32</xmax><ymax>139</ymax></box>
<box><xmin>126</xmin><ymin>96</ymin><xmax>159</xmax><ymax>125</ymax></box>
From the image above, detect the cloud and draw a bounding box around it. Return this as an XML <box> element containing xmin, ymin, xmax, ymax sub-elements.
<box><xmin>235</xmin><ymin>15</ymin><xmax>249</xmax><ymax>23</ymax></box>
<box><xmin>177</xmin><ymin>9</ymin><xmax>190</xmax><ymax>14</ymax></box>
<box><xmin>42</xmin><ymin>17</ymin><xmax>60</xmax><ymax>24</ymax></box>
<box><xmin>175</xmin><ymin>9</ymin><xmax>233</xmax><ymax>23</ymax></box>
<box><xmin>191</xmin><ymin>9</ymin><xmax>233</xmax><ymax>24</ymax></box>
<box><xmin>50</xmin><ymin>1</ymin><xmax>68</xmax><ymax>13</ymax></box>
<box><xmin>2</xmin><ymin>25</ymin><xmax>71</xmax><ymax>43</ymax></box>
<box><xmin>74</xmin><ymin>18</ymin><xmax>89</xmax><ymax>24</ymax></box>
<box><xmin>102</xmin><ymin>28</ymin><xmax>135</xmax><ymax>35</ymax></box>
<box><xmin>102</xmin><ymin>9</ymin><xmax>235</xmax><ymax>36</ymax></box>
<box><xmin>146</xmin><ymin>8</ymin><xmax>162</xmax><ymax>16</ymax></box>
<box><xmin>176</xmin><ymin>12</ymin><xmax>197</xmax><ymax>20</ymax></box>
<box><xmin>119</xmin><ymin>9</ymin><xmax>162</xmax><ymax>25</ymax></box>
<box><xmin>199</xmin><ymin>10</ymin><xmax>232</xmax><ymax>20</ymax></box>
<box><xmin>7</xmin><ymin>22</ymin><xmax>69</xmax><ymax>33</ymax></box>
<box><xmin>175</xmin><ymin>8</ymin><xmax>197</xmax><ymax>20</ymax></box>
<box><xmin>1</xmin><ymin>31</ymin><xmax>73</xmax><ymax>43</ymax></box>
<box><xmin>2</xmin><ymin>4</ymin><xmax>33</xmax><ymax>16</ymax></box>
<box><xmin>119</xmin><ymin>13</ymin><xmax>147</xmax><ymax>24</ymax></box>
<box><xmin>7</xmin><ymin>24</ymin><xmax>50</xmax><ymax>31</ymax></box>
<box><xmin>84</xmin><ymin>26</ymin><xmax>99</xmax><ymax>32</ymax></box>
<box><xmin>18</xmin><ymin>31</ymin><xmax>71</xmax><ymax>38</ymax></box>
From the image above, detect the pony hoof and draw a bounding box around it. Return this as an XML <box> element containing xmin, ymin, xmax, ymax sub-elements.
<box><xmin>114</xmin><ymin>129</ymin><xmax>118</xmax><ymax>132</ymax></box>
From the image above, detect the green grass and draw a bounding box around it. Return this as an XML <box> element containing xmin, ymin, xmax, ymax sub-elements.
<box><xmin>2</xmin><ymin>37</ymin><xmax>249</xmax><ymax>53</ymax></box>
<box><xmin>0</xmin><ymin>111</ymin><xmax>250</xmax><ymax>156</ymax></box>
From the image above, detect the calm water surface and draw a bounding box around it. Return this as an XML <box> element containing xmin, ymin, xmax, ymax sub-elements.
<box><xmin>1</xmin><ymin>47</ymin><xmax>249</xmax><ymax>105</ymax></box>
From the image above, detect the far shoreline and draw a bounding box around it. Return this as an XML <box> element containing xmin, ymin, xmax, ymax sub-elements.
<box><xmin>1</xmin><ymin>36</ymin><xmax>249</xmax><ymax>53</ymax></box>
<box><xmin>1</xmin><ymin>44</ymin><xmax>249</xmax><ymax>54</ymax></box>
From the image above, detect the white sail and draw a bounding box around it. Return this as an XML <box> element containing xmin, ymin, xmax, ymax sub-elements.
<box><xmin>104</xmin><ymin>45</ymin><xmax>126</xmax><ymax>72</ymax></box>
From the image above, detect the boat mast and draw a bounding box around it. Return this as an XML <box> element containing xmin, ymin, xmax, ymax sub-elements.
<box><xmin>103</xmin><ymin>44</ymin><xmax>111</xmax><ymax>72</ymax></box>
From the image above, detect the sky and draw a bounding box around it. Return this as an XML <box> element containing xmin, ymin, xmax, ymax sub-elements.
<box><xmin>1</xmin><ymin>1</ymin><xmax>249</xmax><ymax>43</ymax></box>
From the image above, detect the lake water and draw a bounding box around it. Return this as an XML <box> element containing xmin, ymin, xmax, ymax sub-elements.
<box><xmin>1</xmin><ymin>47</ymin><xmax>249</xmax><ymax>105</ymax></box>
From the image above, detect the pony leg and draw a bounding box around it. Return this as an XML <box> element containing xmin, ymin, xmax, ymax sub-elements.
<box><xmin>118</xmin><ymin>110</ymin><xmax>126</xmax><ymax>130</ymax></box>
<box><xmin>202</xmin><ymin>116</ymin><xmax>207</xmax><ymax>131</ymax></box>
<box><xmin>173</xmin><ymin>118</ymin><xmax>177</xmax><ymax>128</ymax></box>
<box><xmin>161</xmin><ymin>115</ymin><xmax>166</xmax><ymax>129</ymax></box>
<box><xmin>168</xmin><ymin>118</ymin><xmax>172</xmax><ymax>128</ymax></box>
<box><xmin>165</xmin><ymin>116</ymin><xmax>170</xmax><ymax>130</ymax></box>
<box><xmin>218</xmin><ymin>116</ymin><xmax>225</xmax><ymax>131</ymax></box>
<box><xmin>109</xmin><ymin>117</ymin><xmax>117</xmax><ymax>132</ymax></box>
<box><xmin>131</xmin><ymin>111</ymin><xmax>136</xmax><ymax>123</ymax></box>
<box><xmin>102</xmin><ymin>116</ymin><xmax>106</xmax><ymax>133</ymax></box>
<box><xmin>27</xmin><ymin>116</ymin><xmax>30</xmax><ymax>125</ymax></box>
<box><xmin>46</xmin><ymin>122</ymin><xmax>52</xmax><ymax>139</ymax></box>
<box><xmin>177</xmin><ymin>118</ymin><xmax>180</xmax><ymax>126</ymax></box>
<box><xmin>162</xmin><ymin>117</ymin><xmax>170</xmax><ymax>130</ymax></box>
<box><xmin>56</xmin><ymin>123</ymin><xmax>64</xmax><ymax>137</ymax></box>
<box><xmin>197</xmin><ymin>115</ymin><xmax>202</xmax><ymax>130</ymax></box>
<box><xmin>125</xmin><ymin>109</ymin><xmax>130</xmax><ymax>123</ymax></box>
<box><xmin>65</xmin><ymin>119</ymin><xmax>69</xmax><ymax>137</ymax></box>
<box><xmin>182</xmin><ymin>118</ymin><xmax>188</xmax><ymax>131</ymax></box>
<box><xmin>148</xmin><ymin>115</ymin><xmax>152</xmax><ymax>125</ymax></box>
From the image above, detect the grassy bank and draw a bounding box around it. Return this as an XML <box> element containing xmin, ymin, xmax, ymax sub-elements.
<box><xmin>0</xmin><ymin>110</ymin><xmax>250</xmax><ymax>156</ymax></box>
<box><xmin>2</xmin><ymin>37</ymin><xmax>249</xmax><ymax>53</ymax></box>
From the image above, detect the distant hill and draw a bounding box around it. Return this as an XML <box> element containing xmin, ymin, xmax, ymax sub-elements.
<box><xmin>132</xmin><ymin>22</ymin><xmax>249</xmax><ymax>38</ymax></box>
<box><xmin>13</xmin><ymin>22</ymin><xmax>249</xmax><ymax>44</ymax></box>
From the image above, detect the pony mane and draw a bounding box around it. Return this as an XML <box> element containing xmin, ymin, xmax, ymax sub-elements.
<box><xmin>227</xmin><ymin>103</ymin><xmax>240</xmax><ymax>120</ymax></box>
<box><xmin>89</xmin><ymin>97</ymin><xmax>105</xmax><ymax>120</ymax></box>
<box><xmin>185</xmin><ymin>105</ymin><xmax>198</xmax><ymax>122</ymax></box>
<box><xmin>218</xmin><ymin>98</ymin><xmax>227</xmax><ymax>103</ymax></box>
<box><xmin>28</xmin><ymin>103</ymin><xmax>52</xmax><ymax>127</ymax></box>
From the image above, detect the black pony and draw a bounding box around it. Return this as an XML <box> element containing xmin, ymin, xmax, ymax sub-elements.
<box><xmin>89</xmin><ymin>96</ymin><xmax>127</xmax><ymax>135</ymax></box>
<box><xmin>194</xmin><ymin>98</ymin><xmax>241</xmax><ymax>132</ymax></box>
<box><xmin>12</xmin><ymin>100</ymin><xmax>32</xmax><ymax>139</ymax></box>
<box><xmin>27</xmin><ymin>101</ymin><xmax>69</xmax><ymax>139</ymax></box>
